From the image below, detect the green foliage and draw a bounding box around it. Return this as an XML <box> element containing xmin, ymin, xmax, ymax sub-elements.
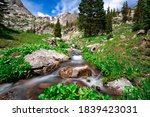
<box><xmin>132</xmin><ymin>23</ymin><xmax>144</xmax><ymax>31</ymax></box>
<box><xmin>83</xmin><ymin>49</ymin><xmax>127</xmax><ymax>82</ymax></box>
<box><xmin>54</xmin><ymin>19</ymin><xmax>62</xmax><ymax>38</ymax></box>
<box><xmin>0</xmin><ymin>26</ymin><xmax>53</xmax><ymax>48</ymax></box>
<box><xmin>39</xmin><ymin>84</ymin><xmax>112</xmax><ymax>100</ymax></box>
<box><xmin>78</xmin><ymin>0</ymin><xmax>106</xmax><ymax>36</ymax></box>
<box><xmin>56</xmin><ymin>40</ymin><xmax>70</xmax><ymax>49</ymax></box>
<box><xmin>106</xmin><ymin>7</ymin><xmax>113</xmax><ymax>34</ymax></box>
<box><xmin>119</xmin><ymin>78</ymin><xmax>150</xmax><ymax>100</ymax></box>
<box><xmin>143</xmin><ymin>0</ymin><xmax>150</xmax><ymax>32</ymax></box>
<box><xmin>133</xmin><ymin>0</ymin><xmax>150</xmax><ymax>32</ymax></box>
<box><xmin>0</xmin><ymin>24</ymin><xmax>18</xmax><ymax>40</ymax></box>
<box><xmin>121</xmin><ymin>1</ymin><xmax>129</xmax><ymax>23</ymax></box>
<box><xmin>0</xmin><ymin>56</ymin><xmax>31</xmax><ymax>83</ymax></box>
<box><xmin>0</xmin><ymin>44</ymin><xmax>68</xmax><ymax>83</ymax></box>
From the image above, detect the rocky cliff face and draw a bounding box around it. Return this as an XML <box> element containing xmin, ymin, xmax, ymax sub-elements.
<box><xmin>3</xmin><ymin>0</ymin><xmax>35</xmax><ymax>31</ymax></box>
<box><xmin>2</xmin><ymin>0</ymin><xmax>78</xmax><ymax>34</ymax></box>
<box><xmin>51</xmin><ymin>12</ymin><xmax>78</xmax><ymax>26</ymax></box>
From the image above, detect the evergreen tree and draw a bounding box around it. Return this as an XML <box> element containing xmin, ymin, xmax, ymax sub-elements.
<box><xmin>66</xmin><ymin>21</ymin><xmax>69</xmax><ymax>28</ymax></box>
<box><xmin>78</xmin><ymin>0</ymin><xmax>106</xmax><ymax>36</ymax></box>
<box><xmin>132</xmin><ymin>0</ymin><xmax>149</xmax><ymax>31</ymax></box>
<box><xmin>54</xmin><ymin>19</ymin><xmax>62</xmax><ymax>38</ymax></box>
<box><xmin>122</xmin><ymin>1</ymin><xmax>129</xmax><ymax>23</ymax></box>
<box><xmin>112</xmin><ymin>8</ymin><xmax>117</xmax><ymax>17</ymax></box>
<box><xmin>0</xmin><ymin>0</ymin><xmax>8</xmax><ymax>25</ymax></box>
<box><xmin>143</xmin><ymin>0</ymin><xmax>150</xmax><ymax>32</ymax></box>
<box><xmin>106</xmin><ymin>7</ymin><xmax>112</xmax><ymax>34</ymax></box>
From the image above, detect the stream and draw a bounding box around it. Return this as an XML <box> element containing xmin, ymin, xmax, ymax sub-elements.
<box><xmin>0</xmin><ymin>48</ymin><xmax>109</xmax><ymax>100</ymax></box>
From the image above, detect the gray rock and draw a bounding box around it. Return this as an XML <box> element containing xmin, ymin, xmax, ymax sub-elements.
<box><xmin>24</xmin><ymin>49</ymin><xmax>69</xmax><ymax>75</ymax></box>
<box><xmin>87</xmin><ymin>44</ymin><xmax>101</xmax><ymax>53</ymax></box>
<box><xmin>137</xmin><ymin>29</ymin><xmax>145</xmax><ymax>35</ymax></box>
<box><xmin>105</xmin><ymin>78</ymin><xmax>133</xmax><ymax>95</ymax></box>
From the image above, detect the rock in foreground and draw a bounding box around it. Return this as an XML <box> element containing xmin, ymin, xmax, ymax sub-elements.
<box><xmin>104</xmin><ymin>78</ymin><xmax>133</xmax><ymax>96</ymax></box>
<box><xmin>59</xmin><ymin>65</ymin><xmax>92</xmax><ymax>78</ymax></box>
<box><xmin>24</xmin><ymin>49</ymin><xmax>69</xmax><ymax>75</ymax></box>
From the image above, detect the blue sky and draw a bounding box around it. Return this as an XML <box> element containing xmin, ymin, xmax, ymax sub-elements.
<box><xmin>21</xmin><ymin>0</ymin><xmax>137</xmax><ymax>17</ymax></box>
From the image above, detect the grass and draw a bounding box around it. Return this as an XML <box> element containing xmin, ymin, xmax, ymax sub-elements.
<box><xmin>0</xmin><ymin>25</ymin><xmax>52</xmax><ymax>48</ymax></box>
<box><xmin>39</xmin><ymin>83</ymin><xmax>112</xmax><ymax>100</ymax></box>
<box><xmin>0</xmin><ymin>26</ymin><xmax>69</xmax><ymax>83</ymax></box>
<box><xmin>73</xmin><ymin>24</ymin><xmax>150</xmax><ymax>83</ymax></box>
<box><xmin>72</xmin><ymin>24</ymin><xmax>150</xmax><ymax>99</ymax></box>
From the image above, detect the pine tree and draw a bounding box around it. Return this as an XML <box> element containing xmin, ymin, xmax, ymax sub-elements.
<box><xmin>66</xmin><ymin>21</ymin><xmax>69</xmax><ymax>28</ymax></box>
<box><xmin>122</xmin><ymin>1</ymin><xmax>129</xmax><ymax>23</ymax></box>
<box><xmin>0</xmin><ymin>0</ymin><xmax>8</xmax><ymax>25</ymax></box>
<box><xmin>78</xmin><ymin>0</ymin><xmax>106</xmax><ymax>36</ymax></box>
<box><xmin>106</xmin><ymin>7</ymin><xmax>112</xmax><ymax>34</ymax></box>
<box><xmin>112</xmin><ymin>8</ymin><xmax>117</xmax><ymax>17</ymax></box>
<box><xmin>132</xmin><ymin>0</ymin><xmax>148</xmax><ymax>31</ymax></box>
<box><xmin>143</xmin><ymin>0</ymin><xmax>150</xmax><ymax>32</ymax></box>
<box><xmin>54</xmin><ymin>19</ymin><xmax>62</xmax><ymax>38</ymax></box>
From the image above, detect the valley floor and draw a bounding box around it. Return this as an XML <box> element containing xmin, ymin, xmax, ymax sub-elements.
<box><xmin>0</xmin><ymin>24</ymin><xmax>150</xmax><ymax>100</ymax></box>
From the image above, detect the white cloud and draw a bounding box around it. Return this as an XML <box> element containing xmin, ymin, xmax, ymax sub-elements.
<box><xmin>53</xmin><ymin>0</ymin><xmax>81</xmax><ymax>14</ymax></box>
<box><xmin>104</xmin><ymin>0</ymin><xmax>127</xmax><ymax>10</ymax></box>
<box><xmin>51</xmin><ymin>10</ymin><xmax>56</xmax><ymax>14</ymax></box>
<box><xmin>37</xmin><ymin>12</ymin><xmax>51</xmax><ymax>17</ymax></box>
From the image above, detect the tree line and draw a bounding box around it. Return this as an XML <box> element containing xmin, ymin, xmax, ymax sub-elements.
<box><xmin>0</xmin><ymin>0</ymin><xmax>149</xmax><ymax>37</ymax></box>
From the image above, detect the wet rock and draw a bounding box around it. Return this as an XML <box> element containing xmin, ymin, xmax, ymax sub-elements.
<box><xmin>0</xmin><ymin>90</ymin><xmax>18</xmax><ymax>100</ymax></box>
<box><xmin>76</xmin><ymin>80</ymin><xmax>88</xmax><ymax>88</ymax></box>
<box><xmin>38</xmin><ymin>83</ymin><xmax>51</xmax><ymax>89</ymax></box>
<box><xmin>86</xmin><ymin>79</ymin><xmax>91</xmax><ymax>82</ymax></box>
<box><xmin>104</xmin><ymin>78</ymin><xmax>133</xmax><ymax>96</ymax></box>
<box><xmin>59</xmin><ymin>65</ymin><xmax>92</xmax><ymax>78</ymax></box>
<box><xmin>24</xmin><ymin>49</ymin><xmax>69</xmax><ymax>75</ymax></box>
<box><xmin>66</xmin><ymin>47</ymin><xmax>73</xmax><ymax>53</ymax></box>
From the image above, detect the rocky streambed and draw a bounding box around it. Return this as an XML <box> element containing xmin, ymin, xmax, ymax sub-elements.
<box><xmin>0</xmin><ymin>48</ymin><xmax>133</xmax><ymax>100</ymax></box>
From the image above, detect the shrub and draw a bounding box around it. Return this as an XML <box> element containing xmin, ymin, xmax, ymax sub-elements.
<box><xmin>39</xmin><ymin>84</ymin><xmax>112</xmax><ymax>100</ymax></box>
<box><xmin>0</xmin><ymin>56</ymin><xmax>31</xmax><ymax>83</ymax></box>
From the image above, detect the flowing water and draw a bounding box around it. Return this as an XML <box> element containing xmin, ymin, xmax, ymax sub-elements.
<box><xmin>0</xmin><ymin>48</ymin><xmax>107</xmax><ymax>100</ymax></box>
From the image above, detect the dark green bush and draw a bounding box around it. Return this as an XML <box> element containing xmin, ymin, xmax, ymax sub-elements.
<box><xmin>0</xmin><ymin>56</ymin><xmax>31</xmax><ymax>83</ymax></box>
<box><xmin>39</xmin><ymin>84</ymin><xmax>112</xmax><ymax>100</ymax></box>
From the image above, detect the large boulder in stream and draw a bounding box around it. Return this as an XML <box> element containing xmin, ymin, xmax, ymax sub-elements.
<box><xmin>24</xmin><ymin>49</ymin><xmax>69</xmax><ymax>75</ymax></box>
<box><xmin>59</xmin><ymin>65</ymin><xmax>92</xmax><ymax>78</ymax></box>
<box><xmin>104</xmin><ymin>78</ymin><xmax>133</xmax><ymax>96</ymax></box>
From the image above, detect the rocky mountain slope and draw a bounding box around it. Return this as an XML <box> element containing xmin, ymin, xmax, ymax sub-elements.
<box><xmin>2</xmin><ymin>0</ymin><xmax>78</xmax><ymax>34</ymax></box>
<box><xmin>3</xmin><ymin>0</ymin><xmax>35</xmax><ymax>32</ymax></box>
<box><xmin>51</xmin><ymin>12</ymin><xmax>78</xmax><ymax>26</ymax></box>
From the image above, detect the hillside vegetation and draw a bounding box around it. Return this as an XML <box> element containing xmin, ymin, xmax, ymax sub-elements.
<box><xmin>73</xmin><ymin>24</ymin><xmax>150</xmax><ymax>99</ymax></box>
<box><xmin>0</xmin><ymin>26</ymin><xmax>69</xmax><ymax>83</ymax></box>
